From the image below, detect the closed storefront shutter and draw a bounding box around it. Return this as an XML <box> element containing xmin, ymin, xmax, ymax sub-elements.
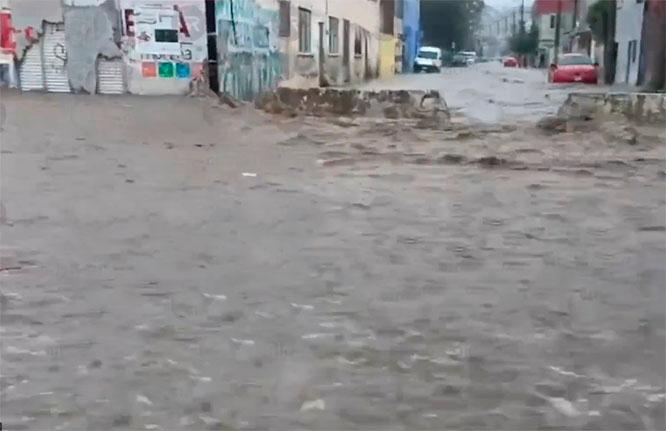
<box><xmin>19</xmin><ymin>42</ymin><xmax>44</xmax><ymax>91</ymax></box>
<box><xmin>97</xmin><ymin>59</ymin><xmax>125</xmax><ymax>94</ymax></box>
<box><xmin>43</xmin><ymin>23</ymin><xmax>70</xmax><ymax>93</ymax></box>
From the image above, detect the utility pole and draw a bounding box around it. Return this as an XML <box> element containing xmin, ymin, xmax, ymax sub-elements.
<box><xmin>553</xmin><ymin>0</ymin><xmax>562</xmax><ymax>64</ymax></box>
<box><xmin>520</xmin><ymin>0</ymin><xmax>525</xmax><ymax>33</ymax></box>
<box><xmin>512</xmin><ymin>11</ymin><xmax>516</xmax><ymax>36</ymax></box>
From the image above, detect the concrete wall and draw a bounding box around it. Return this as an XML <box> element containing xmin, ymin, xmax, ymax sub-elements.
<box><xmin>560</xmin><ymin>92</ymin><xmax>666</xmax><ymax>124</ymax></box>
<box><xmin>7</xmin><ymin>0</ymin><xmax>63</xmax><ymax>59</ymax></box>
<box><xmin>614</xmin><ymin>0</ymin><xmax>644</xmax><ymax>85</ymax></box>
<box><xmin>263</xmin><ymin>87</ymin><xmax>449</xmax><ymax>125</ymax></box>
<box><xmin>63</xmin><ymin>0</ymin><xmax>122</xmax><ymax>93</ymax></box>
<box><xmin>119</xmin><ymin>0</ymin><xmax>207</xmax><ymax>95</ymax></box>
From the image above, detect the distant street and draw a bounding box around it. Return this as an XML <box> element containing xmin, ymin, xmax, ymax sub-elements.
<box><xmin>363</xmin><ymin>62</ymin><xmax>610</xmax><ymax>123</ymax></box>
<box><xmin>1</xmin><ymin>62</ymin><xmax>664</xmax><ymax>431</ymax></box>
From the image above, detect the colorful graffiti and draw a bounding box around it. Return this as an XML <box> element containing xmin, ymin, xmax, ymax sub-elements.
<box><xmin>215</xmin><ymin>0</ymin><xmax>282</xmax><ymax>101</ymax></box>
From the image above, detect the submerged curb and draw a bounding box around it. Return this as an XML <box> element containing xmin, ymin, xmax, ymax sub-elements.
<box><xmin>258</xmin><ymin>87</ymin><xmax>450</xmax><ymax>128</ymax></box>
<box><xmin>559</xmin><ymin>92</ymin><xmax>666</xmax><ymax>124</ymax></box>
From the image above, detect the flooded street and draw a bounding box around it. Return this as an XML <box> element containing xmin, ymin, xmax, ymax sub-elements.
<box><xmin>1</xmin><ymin>63</ymin><xmax>665</xmax><ymax>430</ymax></box>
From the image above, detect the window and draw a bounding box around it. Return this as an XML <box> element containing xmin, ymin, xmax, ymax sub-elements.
<box><xmin>558</xmin><ymin>54</ymin><xmax>592</xmax><ymax>65</ymax></box>
<box><xmin>329</xmin><ymin>17</ymin><xmax>339</xmax><ymax>54</ymax></box>
<box><xmin>629</xmin><ymin>40</ymin><xmax>637</xmax><ymax>63</ymax></box>
<box><xmin>550</xmin><ymin>15</ymin><xmax>555</xmax><ymax>28</ymax></box>
<box><xmin>155</xmin><ymin>29</ymin><xmax>178</xmax><ymax>43</ymax></box>
<box><xmin>279</xmin><ymin>1</ymin><xmax>290</xmax><ymax>37</ymax></box>
<box><xmin>298</xmin><ymin>8</ymin><xmax>311</xmax><ymax>53</ymax></box>
<box><xmin>354</xmin><ymin>28</ymin><xmax>362</xmax><ymax>56</ymax></box>
<box><xmin>418</xmin><ymin>50</ymin><xmax>438</xmax><ymax>59</ymax></box>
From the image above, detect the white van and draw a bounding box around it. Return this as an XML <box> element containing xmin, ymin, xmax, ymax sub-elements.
<box><xmin>414</xmin><ymin>46</ymin><xmax>442</xmax><ymax>73</ymax></box>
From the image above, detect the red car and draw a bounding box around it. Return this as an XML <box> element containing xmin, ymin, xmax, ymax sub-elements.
<box><xmin>549</xmin><ymin>53</ymin><xmax>599</xmax><ymax>84</ymax></box>
<box><xmin>503</xmin><ymin>56</ymin><xmax>518</xmax><ymax>67</ymax></box>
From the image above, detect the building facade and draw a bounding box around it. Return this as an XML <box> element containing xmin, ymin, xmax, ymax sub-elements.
<box><xmin>614</xmin><ymin>0</ymin><xmax>646</xmax><ymax>85</ymax></box>
<box><xmin>8</xmin><ymin>0</ymin><xmax>385</xmax><ymax>97</ymax></box>
<box><xmin>277</xmin><ymin>0</ymin><xmax>380</xmax><ymax>89</ymax></box>
<box><xmin>532</xmin><ymin>0</ymin><xmax>576</xmax><ymax>65</ymax></box>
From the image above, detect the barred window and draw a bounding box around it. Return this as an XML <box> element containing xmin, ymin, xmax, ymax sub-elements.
<box><xmin>298</xmin><ymin>8</ymin><xmax>311</xmax><ymax>53</ymax></box>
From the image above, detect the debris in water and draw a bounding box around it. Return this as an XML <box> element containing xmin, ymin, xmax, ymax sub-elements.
<box><xmin>300</xmin><ymin>399</ymin><xmax>326</xmax><ymax>412</ymax></box>
<box><xmin>136</xmin><ymin>394</ymin><xmax>153</xmax><ymax>406</ymax></box>
<box><xmin>230</xmin><ymin>337</ymin><xmax>255</xmax><ymax>346</ymax></box>
<box><xmin>202</xmin><ymin>292</ymin><xmax>227</xmax><ymax>301</ymax></box>
<box><xmin>547</xmin><ymin>397</ymin><xmax>580</xmax><ymax>417</ymax></box>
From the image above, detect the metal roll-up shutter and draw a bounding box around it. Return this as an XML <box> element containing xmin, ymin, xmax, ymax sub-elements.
<box><xmin>43</xmin><ymin>23</ymin><xmax>70</xmax><ymax>93</ymax></box>
<box><xmin>19</xmin><ymin>42</ymin><xmax>44</xmax><ymax>91</ymax></box>
<box><xmin>97</xmin><ymin>59</ymin><xmax>125</xmax><ymax>94</ymax></box>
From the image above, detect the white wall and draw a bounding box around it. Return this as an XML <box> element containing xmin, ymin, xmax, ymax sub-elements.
<box><xmin>284</xmin><ymin>0</ymin><xmax>380</xmax><ymax>86</ymax></box>
<box><xmin>538</xmin><ymin>13</ymin><xmax>556</xmax><ymax>43</ymax></box>
<box><xmin>615</xmin><ymin>0</ymin><xmax>644</xmax><ymax>85</ymax></box>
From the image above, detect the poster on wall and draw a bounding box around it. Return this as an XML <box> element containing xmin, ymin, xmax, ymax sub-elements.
<box><xmin>121</xmin><ymin>0</ymin><xmax>207</xmax><ymax>67</ymax></box>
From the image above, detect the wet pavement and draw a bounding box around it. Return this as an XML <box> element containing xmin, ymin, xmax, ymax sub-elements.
<box><xmin>1</xmin><ymin>66</ymin><xmax>665</xmax><ymax>431</ymax></box>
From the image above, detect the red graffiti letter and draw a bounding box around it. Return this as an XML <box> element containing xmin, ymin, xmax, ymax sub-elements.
<box><xmin>173</xmin><ymin>5</ymin><xmax>190</xmax><ymax>37</ymax></box>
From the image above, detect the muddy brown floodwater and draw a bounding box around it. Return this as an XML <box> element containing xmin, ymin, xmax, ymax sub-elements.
<box><xmin>1</xmin><ymin>87</ymin><xmax>664</xmax><ymax>431</ymax></box>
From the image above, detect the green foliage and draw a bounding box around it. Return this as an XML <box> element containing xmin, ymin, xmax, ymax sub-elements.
<box><xmin>421</xmin><ymin>0</ymin><xmax>485</xmax><ymax>50</ymax></box>
<box><xmin>508</xmin><ymin>24</ymin><xmax>539</xmax><ymax>55</ymax></box>
<box><xmin>587</xmin><ymin>0</ymin><xmax>614</xmax><ymax>41</ymax></box>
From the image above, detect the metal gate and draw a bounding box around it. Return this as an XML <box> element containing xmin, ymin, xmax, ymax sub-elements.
<box><xmin>43</xmin><ymin>23</ymin><xmax>70</xmax><ymax>93</ymax></box>
<box><xmin>19</xmin><ymin>41</ymin><xmax>44</xmax><ymax>91</ymax></box>
<box><xmin>97</xmin><ymin>59</ymin><xmax>125</xmax><ymax>94</ymax></box>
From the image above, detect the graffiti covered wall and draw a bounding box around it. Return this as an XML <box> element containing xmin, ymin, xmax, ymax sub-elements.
<box><xmin>215</xmin><ymin>0</ymin><xmax>282</xmax><ymax>101</ymax></box>
<box><xmin>120</xmin><ymin>0</ymin><xmax>207</xmax><ymax>95</ymax></box>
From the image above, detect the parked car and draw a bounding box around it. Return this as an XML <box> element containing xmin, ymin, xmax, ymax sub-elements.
<box><xmin>414</xmin><ymin>46</ymin><xmax>443</xmax><ymax>73</ymax></box>
<box><xmin>503</xmin><ymin>56</ymin><xmax>518</xmax><ymax>67</ymax></box>
<box><xmin>451</xmin><ymin>53</ymin><xmax>468</xmax><ymax>67</ymax></box>
<box><xmin>549</xmin><ymin>53</ymin><xmax>599</xmax><ymax>84</ymax></box>
<box><xmin>460</xmin><ymin>51</ymin><xmax>477</xmax><ymax>66</ymax></box>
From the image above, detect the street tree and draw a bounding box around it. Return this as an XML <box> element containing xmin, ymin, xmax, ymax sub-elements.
<box><xmin>508</xmin><ymin>24</ymin><xmax>538</xmax><ymax>56</ymax></box>
<box><xmin>421</xmin><ymin>0</ymin><xmax>485</xmax><ymax>51</ymax></box>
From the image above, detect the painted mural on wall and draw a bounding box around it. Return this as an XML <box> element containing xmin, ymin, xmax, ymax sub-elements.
<box><xmin>120</xmin><ymin>0</ymin><xmax>206</xmax><ymax>81</ymax></box>
<box><xmin>215</xmin><ymin>0</ymin><xmax>281</xmax><ymax>101</ymax></box>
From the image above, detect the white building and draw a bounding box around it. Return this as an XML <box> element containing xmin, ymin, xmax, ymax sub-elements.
<box><xmin>614</xmin><ymin>0</ymin><xmax>645</xmax><ymax>85</ymax></box>
<box><xmin>480</xmin><ymin>4</ymin><xmax>532</xmax><ymax>58</ymax></box>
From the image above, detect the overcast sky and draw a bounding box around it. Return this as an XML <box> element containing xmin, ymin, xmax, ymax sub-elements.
<box><xmin>485</xmin><ymin>0</ymin><xmax>530</xmax><ymax>10</ymax></box>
